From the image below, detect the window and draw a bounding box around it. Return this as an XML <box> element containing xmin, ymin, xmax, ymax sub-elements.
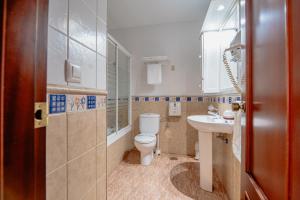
<box><xmin>107</xmin><ymin>37</ymin><xmax>131</xmax><ymax>145</ymax></box>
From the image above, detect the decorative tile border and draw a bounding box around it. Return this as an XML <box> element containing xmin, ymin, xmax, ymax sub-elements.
<box><xmin>67</xmin><ymin>95</ymin><xmax>86</xmax><ymax>112</ymax></box>
<box><xmin>132</xmin><ymin>96</ymin><xmax>203</xmax><ymax>103</ymax></box>
<box><xmin>203</xmin><ymin>95</ymin><xmax>242</xmax><ymax>104</ymax></box>
<box><xmin>48</xmin><ymin>94</ymin><xmax>106</xmax><ymax>115</ymax></box>
<box><xmin>132</xmin><ymin>95</ymin><xmax>241</xmax><ymax>104</ymax></box>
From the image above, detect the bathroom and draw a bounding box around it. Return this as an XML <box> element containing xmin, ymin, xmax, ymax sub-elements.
<box><xmin>44</xmin><ymin>0</ymin><xmax>243</xmax><ymax>198</ymax></box>
<box><xmin>1</xmin><ymin>0</ymin><xmax>299</xmax><ymax>200</ymax></box>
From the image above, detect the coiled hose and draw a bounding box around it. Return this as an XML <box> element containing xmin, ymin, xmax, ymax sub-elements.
<box><xmin>223</xmin><ymin>51</ymin><xmax>242</xmax><ymax>94</ymax></box>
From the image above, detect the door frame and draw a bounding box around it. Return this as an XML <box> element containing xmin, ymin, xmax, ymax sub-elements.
<box><xmin>1</xmin><ymin>0</ymin><xmax>48</xmax><ymax>199</ymax></box>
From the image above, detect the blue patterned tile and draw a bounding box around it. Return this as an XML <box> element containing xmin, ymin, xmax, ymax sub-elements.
<box><xmin>144</xmin><ymin>97</ymin><xmax>149</xmax><ymax>102</ymax></box>
<box><xmin>176</xmin><ymin>97</ymin><xmax>181</xmax><ymax>102</ymax></box>
<box><xmin>87</xmin><ymin>96</ymin><xmax>96</xmax><ymax>109</ymax></box>
<box><xmin>155</xmin><ymin>97</ymin><xmax>160</xmax><ymax>102</ymax></box>
<box><xmin>49</xmin><ymin>94</ymin><xmax>66</xmax><ymax>114</ymax></box>
<box><xmin>187</xmin><ymin>97</ymin><xmax>192</xmax><ymax>102</ymax></box>
<box><xmin>229</xmin><ymin>96</ymin><xmax>232</xmax><ymax>104</ymax></box>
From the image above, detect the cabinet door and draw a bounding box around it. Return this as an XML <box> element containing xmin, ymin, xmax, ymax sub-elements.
<box><xmin>202</xmin><ymin>32</ymin><xmax>221</xmax><ymax>93</ymax></box>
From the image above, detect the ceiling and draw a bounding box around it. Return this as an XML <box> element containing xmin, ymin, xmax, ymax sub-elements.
<box><xmin>108</xmin><ymin>0</ymin><xmax>211</xmax><ymax>30</ymax></box>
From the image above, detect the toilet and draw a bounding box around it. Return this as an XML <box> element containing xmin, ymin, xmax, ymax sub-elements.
<box><xmin>134</xmin><ymin>113</ymin><xmax>160</xmax><ymax>166</ymax></box>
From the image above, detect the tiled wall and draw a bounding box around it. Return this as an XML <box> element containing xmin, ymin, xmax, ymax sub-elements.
<box><xmin>46</xmin><ymin>0</ymin><xmax>107</xmax><ymax>199</ymax></box>
<box><xmin>107</xmin><ymin>132</ymin><xmax>134</xmax><ymax>176</ymax></box>
<box><xmin>131</xmin><ymin>95</ymin><xmax>241</xmax><ymax>156</ymax></box>
<box><xmin>46</xmin><ymin>94</ymin><xmax>107</xmax><ymax>200</ymax></box>
<box><xmin>213</xmin><ymin>134</ymin><xmax>241</xmax><ymax>200</ymax></box>
<box><xmin>212</xmin><ymin>101</ymin><xmax>241</xmax><ymax>200</ymax></box>
<box><xmin>132</xmin><ymin>97</ymin><xmax>209</xmax><ymax>156</ymax></box>
<box><xmin>47</xmin><ymin>0</ymin><xmax>107</xmax><ymax>90</ymax></box>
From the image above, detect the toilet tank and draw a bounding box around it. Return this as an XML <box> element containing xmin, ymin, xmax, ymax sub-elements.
<box><xmin>139</xmin><ymin>113</ymin><xmax>160</xmax><ymax>135</ymax></box>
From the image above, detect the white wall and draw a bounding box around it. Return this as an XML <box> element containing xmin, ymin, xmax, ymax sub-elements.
<box><xmin>47</xmin><ymin>0</ymin><xmax>107</xmax><ymax>90</ymax></box>
<box><xmin>109</xmin><ymin>21</ymin><xmax>202</xmax><ymax>96</ymax></box>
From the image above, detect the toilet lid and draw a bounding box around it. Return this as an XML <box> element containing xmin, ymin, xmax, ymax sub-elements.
<box><xmin>135</xmin><ymin>134</ymin><xmax>155</xmax><ymax>144</ymax></box>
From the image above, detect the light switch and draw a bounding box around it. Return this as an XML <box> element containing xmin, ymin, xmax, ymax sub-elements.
<box><xmin>65</xmin><ymin>60</ymin><xmax>81</xmax><ymax>83</ymax></box>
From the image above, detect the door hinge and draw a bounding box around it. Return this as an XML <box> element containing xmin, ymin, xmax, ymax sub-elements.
<box><xmin>34</xmin><ymin>102</ymin><xmax>49</xmax><ymax>128</ymax></box>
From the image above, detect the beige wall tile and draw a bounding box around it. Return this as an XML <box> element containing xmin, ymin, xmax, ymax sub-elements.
<box><xmin>97</xmin><ymin>175</ymin><xmax>106</xmax><ymax>200</ymax></box>
<box><xmin>97</xmin><ymin>143</ymin><xmax>106</xmax><ymax>179</ymax></box>
<box><xmin>107</xmin><ymin>132</ymin><xmax>133</xmax><ymax>175</ymax></box>
<box><xmin>213</xmin><ymin>133</ymin><xmax>241</xmax><ymax>200</ymax></box>
<box><xmin>46</xmin><ymin>165</ymin><xmax>67</xmax><ymax>200</ymax></box>
<box><xmin>68</xmin><ymin>110</ymin><xmax>97</xmax><ymax>160</ymax></box>
<box><xmin>46</xmin><ymin>114</ymin><xmax>67</xmax><ymax>174</ymax></box>
<box><xmin>68</xmin><ymin>149</ymin><xmax>97</xmax><ymax>200</ymax></box>
<box><xmin>97</xmin><ymin>109</ymin><xmax>106</xmax><ymax>145</ymax></box>
<box><xmin>82</xmin><ymin>185</ymin><xmax>97</xmax><ymax>200</ymax></box>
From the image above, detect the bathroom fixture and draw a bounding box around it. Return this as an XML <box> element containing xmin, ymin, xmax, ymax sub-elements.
<box><xmin>65</xmin><ymin>60</ymin><xmax>81</xmax><ymax>83</ymax></box>
<box><xmin>207</xmin><ymin>105</ymin><xmax>219</xmax><ymax>117</ymax></box>
<box><xmin>143</xmin><ymin>56</ymin><xmax>169</xmax><ymax>85</ymax></box>
<box><xmin>143</xmin><ymin>56</ymin><xmax>168</xmax><ymax>63</ymax></box>
<box><xmin>147</xmin><ymin>63</ymin><xmax>162</xmax><ymax>84</ymax></box>
<box><xmin>222</xmin><ymin>110</ymin><xmax>235</xmax><ymax>120</ymax></box>
<box><xmin>134</xmin><ymin>113</ymin><xmax>160</xmax><ymax>165</ymax></box>
<box><xmin>187</xmin><ymin>115</ymin><xmax>233</xmax><ymax>192</ymax></box>
<box><xmin>169</xmin><ymin>102</ymin><xmax>181</xmax><ymax>116</ymax></box>
<box><xmin>216</xmin><ymin>133</ymin><xmax>229</xmax><ymax>144</ymax></box>
<box><xmin>223</xmin><ymin>31</ymin><xmax>245</xmax><ymax>94</ymax></box>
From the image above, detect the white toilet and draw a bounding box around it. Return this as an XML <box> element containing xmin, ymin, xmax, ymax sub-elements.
<box><xmin>134</xmin><ymin>113</ymin><xmax>160</xmax><ymax>166</ymax></box>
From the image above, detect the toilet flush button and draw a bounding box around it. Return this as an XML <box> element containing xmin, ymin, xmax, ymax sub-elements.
<box><xmin>65</xmin><ymin>60</ymin><xmax>81</xmax><ymax>83</ymax></box>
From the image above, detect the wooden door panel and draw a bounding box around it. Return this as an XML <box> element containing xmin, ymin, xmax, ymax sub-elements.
<box><xmin>251</xmin><ymin>0</ymin><xmax>288</xmax><ymax>193</ymax></box>
<box><xmin>244</xmin><ymin>0</ymin><xmax>289</xmax><ymax>199</ymax></box>
<box><xmin>244</xmin><ymin>0</ymin><xmax>300</xmax><ymax>199</ymax></box>
<box><xmin>290</xmin><ymin>0</ymin><xmax>300</xmax><ymax>198</ymax></box>
<box><xmin>1</xmin><ymin>0</ymin><xmax>48</xmax><ymax>199</ymax></box>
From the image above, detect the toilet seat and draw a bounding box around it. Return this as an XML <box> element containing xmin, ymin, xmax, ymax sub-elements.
<box><xmin>134</xmin><ymin>134</ymin><xmax>156</xmax><ymax>144</ymax></box>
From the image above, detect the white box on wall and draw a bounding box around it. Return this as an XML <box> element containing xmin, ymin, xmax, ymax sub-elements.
<box><xmin>147</xmin><ymin>64</ymin><xmax>162</xmax><ymax>85</ymax></box>
<box><xmin>169</xmin><ymin>102</ymin><xmax>181</xmax><ymax>116</ymax></box>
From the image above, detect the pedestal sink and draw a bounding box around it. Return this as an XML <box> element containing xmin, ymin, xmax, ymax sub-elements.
<box><xmin>187</xmin><ymin>115</ymin><xmax>234</xmax><ymax>192</ymax></box>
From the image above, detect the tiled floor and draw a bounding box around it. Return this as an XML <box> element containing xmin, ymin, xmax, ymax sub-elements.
<box><xmin>107</xmin><ymin>150</ymin><xmax>229</xmax><ymax>200</ymax></box>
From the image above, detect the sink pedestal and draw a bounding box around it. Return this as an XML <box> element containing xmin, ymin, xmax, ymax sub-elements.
<box><xmin>198</xmin><ymin>131</ymin><xmax>213</xmax><ymax>192</ymax></box>
<box><xmin>187</xmin><ymin>115</ymin><xmax>233</xmax><ymax>193</ymax></box>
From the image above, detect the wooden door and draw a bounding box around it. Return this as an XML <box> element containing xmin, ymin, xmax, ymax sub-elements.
<box><xmin>289</xmin><ymin>0</ymin><xmax>300</xmax><ymax>199</ymax></box>
<box><xmin>0</xmin><ymin>0</ymin><xmax>48</xmax><ymax>199</ymax></box>
<box><xmin>243</xmin><ymin>0</ymin><xmax>300</xmax><ymax>199</ymax></box>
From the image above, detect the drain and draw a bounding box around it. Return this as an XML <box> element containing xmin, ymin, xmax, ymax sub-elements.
<box><xmin>169</xmin><ymin>156</ymin><xmax>178</xmax><ymax>160</ymax></box>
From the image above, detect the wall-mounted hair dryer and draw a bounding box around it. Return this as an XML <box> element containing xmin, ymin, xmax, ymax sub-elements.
<box><xmin>223</xmin><ymin>31</ymin><xmax>245</xmax><ymax>94</ymax></box>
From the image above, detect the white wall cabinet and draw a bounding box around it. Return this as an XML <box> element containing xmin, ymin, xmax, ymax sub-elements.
<box><xmin>201</xmin><ymin>30</ymin><xmax>237</xmax><ymax>94</ymax></box>
<box><xmin>201</xmin><ymin>0</ymin><xmax>239</xmax><ymax>94</ymax></box>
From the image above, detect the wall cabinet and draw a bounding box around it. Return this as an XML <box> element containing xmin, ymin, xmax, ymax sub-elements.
<box><xmin>201</xmin><ymin>0</ymin><xmax>240</xmax><ymax>94</ymax></box>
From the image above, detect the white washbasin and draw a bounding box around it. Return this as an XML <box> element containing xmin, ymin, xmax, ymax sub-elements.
<box><xmin>187</xmin><ymin>115</ymin><xmax>233</xmax><ymax>133</ymax></box>
<box><xmin>187</xmin><ymin>115</ymin><xmax>235</xmax><ymax>192</ymax></box>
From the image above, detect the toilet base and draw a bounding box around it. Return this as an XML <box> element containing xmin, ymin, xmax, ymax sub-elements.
<box><xmin>141</xmin><ymin>151</ymin><xmax>154</xmax><ymax>166</ymax></box>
